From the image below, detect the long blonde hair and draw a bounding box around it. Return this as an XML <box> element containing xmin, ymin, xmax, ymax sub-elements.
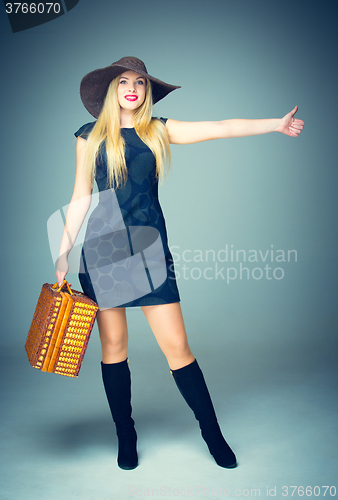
<box><xmin>83</xmin><ymin>76</ymin><xmax>171</xmax><ymax>190</ymax></box>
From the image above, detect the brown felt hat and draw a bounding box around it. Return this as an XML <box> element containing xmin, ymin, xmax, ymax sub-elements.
<box><xmin>80</xmin><ymin>56</ymin><xmax>181</xmax><ymax>118</ymax></box>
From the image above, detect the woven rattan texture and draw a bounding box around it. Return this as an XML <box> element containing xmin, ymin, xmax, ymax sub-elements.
<box><xmin>25</xmin><ymin>283</ymin><xmax>99</xmax><ymax>377</ymax></box>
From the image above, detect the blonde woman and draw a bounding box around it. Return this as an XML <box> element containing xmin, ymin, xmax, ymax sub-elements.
<box><xmin>56</xmin><ymin>57</ymin><xmax>304</xmax><ymax>471</ymax></box>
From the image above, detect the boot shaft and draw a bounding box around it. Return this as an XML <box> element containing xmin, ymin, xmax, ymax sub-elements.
<box><xmin>171</xmin><ymin>359</ymin><xmax>218</xmax><ymax>429</ymax></box>
<box><xmin>101</xmin><ymin>359</ymin><xmax>135</xmax><ymax>433</ymax></box>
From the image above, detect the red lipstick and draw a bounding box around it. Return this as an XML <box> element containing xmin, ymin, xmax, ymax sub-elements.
<box><xmin>125</xmin><ymin>95</ymin><xmax>138</xmax><ymax>101</ymax></box>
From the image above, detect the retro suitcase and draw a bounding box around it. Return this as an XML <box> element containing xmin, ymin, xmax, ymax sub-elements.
<box><xmin>25</xmin><ymin>280</ymin><xmax>99</xmax><ymax>378</ymax></box>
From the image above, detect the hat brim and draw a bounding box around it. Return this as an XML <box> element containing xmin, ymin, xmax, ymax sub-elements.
<box><xmin>80</xmin><ymin>63</ymin><xmax>180</xmax><ymax>119</ymax></box>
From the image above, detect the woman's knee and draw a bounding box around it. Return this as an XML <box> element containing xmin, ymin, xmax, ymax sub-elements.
<box><xmin>168</xmin><ymin>336</ymin><xmax>192</xmax><ymax>358</ymax></box>
<box><xmin>161</xmin><ymin>336</ymin><xmax>195</xmax><ymax>369</ymax></box>
<box><xmin>100</xmin><ymin>335</ymin><xmax>128</xmax><ymax>362</ymax></box>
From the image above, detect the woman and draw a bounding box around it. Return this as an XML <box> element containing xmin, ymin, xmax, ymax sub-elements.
<box><xmin>56</xmin><ymin>56</ymin><xmax>304</xmax><ymax>471</ymax></box>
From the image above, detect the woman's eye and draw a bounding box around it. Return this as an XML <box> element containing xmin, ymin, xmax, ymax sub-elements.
<box><xmin>120</xmin><ymin>80</ymin><xmax>127</xmax><ymax>84</ymax></box>
<box><xmin>137</xmin><ymin>80</ymin><xmax>144</xmax><ymax>85</ymax></box>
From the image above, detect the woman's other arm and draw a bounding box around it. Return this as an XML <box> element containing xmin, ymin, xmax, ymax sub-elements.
<box><xmin>56</xmin><ymin>137</ymin><xmax>92</xmax><ymax>285</ymax></box>
<box><xmin>166</xmin><ymin>106</ymin><xmax>304</xmax><ymax>144</ymax></box>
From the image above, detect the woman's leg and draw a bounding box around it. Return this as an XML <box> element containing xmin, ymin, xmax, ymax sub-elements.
<box><xmin>141</xmin><ymin>302</ymin><xmax>194</xmax><ymax>370</ymax></box>
<box><xmin>96</xmin><ymin>307</ymin><xmax>129</xmax><ymax>364</ymax></box>
<box><xmin>96</xmin><ymin>307</ymin><xmax>138</xmax><ymax>470</ymax></box>
<box><xmin>141</xmin><ymin>302</ymin><xmax>237</xmax><ymax>468</ymax></box>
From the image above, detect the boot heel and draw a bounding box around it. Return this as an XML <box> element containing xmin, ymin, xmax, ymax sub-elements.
<box><xmin>202</xmin><ymin>425</ymin><xmax>237</xmax><ymax>468</ymax></box>
<box><xmin>117</xmin><ymin>428</ymin><xmax>138</xmax><ymax>470</ymax></box>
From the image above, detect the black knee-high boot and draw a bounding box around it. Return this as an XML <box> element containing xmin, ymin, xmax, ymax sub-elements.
<box><xmin>101</xmin><ymin>359</ymin><xmax>138</xmax><ymax>470</ymax></box>
<box><xmin>171</xmin><ymin>359</ymin><xmax>237</xmax><ymax>468</ymax></box>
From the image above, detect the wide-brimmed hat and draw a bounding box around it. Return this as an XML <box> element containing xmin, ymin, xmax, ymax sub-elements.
<box><xmin>80</xmin><ymin>56</ymin><xmax>181</xmax><ymax>118</ymax></box>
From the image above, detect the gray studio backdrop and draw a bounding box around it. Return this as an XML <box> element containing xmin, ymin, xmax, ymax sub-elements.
<box><xmin>1</xmin><ymin>0</ymin><xmax>337</xmax><ymax>499</ymax></box>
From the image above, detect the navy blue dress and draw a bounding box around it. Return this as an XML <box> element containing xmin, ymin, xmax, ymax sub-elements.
<box><xmin>74</xmin><ymin>118</ymin><xmax>180</xmax><ymax>309</ymax></box>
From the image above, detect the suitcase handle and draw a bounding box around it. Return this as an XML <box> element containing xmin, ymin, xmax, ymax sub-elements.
<box><xmin>52</xmin><ymin>279</ymin><xmax>73</xmax><ymax>295</ymax></box>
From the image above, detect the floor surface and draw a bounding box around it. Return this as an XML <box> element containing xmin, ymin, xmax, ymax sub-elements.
<box><xmin>1</xmin><ymin>311</ymin><xmax>337</xmax><ymax>500</ymax></box>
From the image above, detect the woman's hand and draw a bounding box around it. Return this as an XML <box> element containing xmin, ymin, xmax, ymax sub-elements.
<box><xmin>277</xmin><ymin>106</ymin><xmax>304</xmax><ymax>137</ymax></box>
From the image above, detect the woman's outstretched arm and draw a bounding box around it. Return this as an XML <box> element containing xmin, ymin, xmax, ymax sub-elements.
<box><xmin>56</xmin><ymin>137</ymin><xmax>92</xmax><ymax>285</ymax></box>
<box><xmin>165</xmin><ymin>106</ymin><xmax>304</xmax><ymax>144</ymax></box>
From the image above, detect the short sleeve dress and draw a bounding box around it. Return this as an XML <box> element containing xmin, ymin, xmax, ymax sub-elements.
<box><xmin>74</xmin><ymin>118</ymin><xmax>180</xmax><ymax>309</ymax></box>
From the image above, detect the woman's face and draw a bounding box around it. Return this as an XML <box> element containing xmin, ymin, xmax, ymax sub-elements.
<box><xmin>117</xmin><ymin>71</ymin><xmax>146</xmax><ymax>111</ymax></box>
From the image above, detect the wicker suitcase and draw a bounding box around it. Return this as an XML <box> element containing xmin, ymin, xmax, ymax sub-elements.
<box><xmin>25</xmin><ymin>280</ymin><xmax>99</xmax><ymax>378</ymax></box>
